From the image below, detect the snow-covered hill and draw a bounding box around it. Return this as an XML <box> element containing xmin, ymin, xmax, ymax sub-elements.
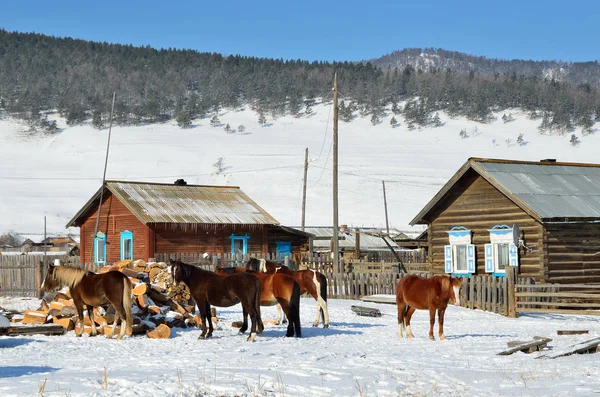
<box><xmin>0</xmin><ymin>104</ymin><xmax>597</xmax><ymax>238</ymax></box>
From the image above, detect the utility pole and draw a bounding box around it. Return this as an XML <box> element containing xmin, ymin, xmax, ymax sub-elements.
<box><xmin>301</xmin><ymin>148</ymin><xmax>308</xmax><ymax>232</ymax></box>
<box><xmin>382</xmin><ymin>180</ymin><xmax>390</xmax><ymax>234</ymax></box>
<box><xmin>92</xmin><ymin>92</ymin><xmax>116</xmax><ymax>262</ymax></box>
<box><xmin>332</xmin><ymin>72</ymin><xmax>340</xmax><ymax>273</ymax></box>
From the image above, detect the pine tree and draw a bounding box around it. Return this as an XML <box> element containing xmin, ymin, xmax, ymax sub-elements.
<box><xmin>224</xmin><ymin>123</ymin><xmax>231</xmax><ymax>133</ymax></box>
<box><xmin>390</xmin><ymin>116</ymin><xmax>397</xmax><ymax>127</ymax></box>
<box><xmin>517</xmin><ymin>133</ymin><xmax>524</xmax><ymax>146</ymax></box>
<box><xmin>92</xmin><ymin>110</ymin><xmax>103</xmax><ymax>129</ymax></box>
<box><xmin>570</xmin><ymin>134</ymin><xmax>579</xmax><ymax>146</ymax></box>
<box><xmin>258</xmin><ymin>113</ymin><xmax>267</xmax><ymax>126</ymax></box>
<box><xmin>370</xmin><ymin>113</ymin><xmax>380</xmax><ymax>125</ymax></box>
<box><xmin>176</xmin><ymin>109</ymin><xmax>191</xmax><ymax>128</ymax></box>
<box><xmin>238</xmin><ymin>124</ymin><xmax>245</xmax><ymax>134</ymax></box>
<box><xmin>210</xmin><ymin>115</ymin><xmax>220</xmax><ymax>127</ymax></box>
<box><xmin>432</xmin><ymin>112</ymin><xmax>442</xmax><ymax>127</ymax></box>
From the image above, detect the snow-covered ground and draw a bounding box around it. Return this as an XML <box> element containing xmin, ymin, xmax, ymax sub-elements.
<box><xmin>1</xmin><ymin>104</ymin><xmax>598</xmax><ymax>238</ymax></box>
<box><xmin>1</xmin><ymin>296</ymin><xmax>600</xmax><ymax>396</ymax></box>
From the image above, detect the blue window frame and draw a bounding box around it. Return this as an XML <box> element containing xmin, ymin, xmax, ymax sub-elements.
<box><xmin>230</xmin><ymin>234</ymin><xmax>250</xmax><ymax>255</ymax></box>
<box><xmin>276</xmin><ymin>241</ymin><xmax>292</xmax><ymax>262</ymax></box>
<box><xmin>120</xmin><ymin>230</ymin><xmax>133</xmax><ymax>261</ymax></box>
<box><xmin>94</xmin><ymin>232</ymin><xmax>106</xmax><ymax>265</ymax></box>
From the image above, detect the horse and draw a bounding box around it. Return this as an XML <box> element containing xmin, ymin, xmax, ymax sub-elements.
<box><xmin>215</xmin><ymin>267</ymin><xmax>302</xmax><ymax>337</ymax></box>
<box><xmin>395</xmin><ymin>274</ymin><xmax>462</xmax><ymax>341</ymax></box>
<box><xmin>169</xmin><ymin>259</ymin><xmax>263</xmax><ymax>341</ymax></box>
<box><xmin>41</xmin><ymin>264</ymin><xmax>133</xmax><ymax>339</ymax></box>
<box><xmin>246</xmin><ymin>257</ymin><xmax>329</xmax><ymax>328</ymax></box>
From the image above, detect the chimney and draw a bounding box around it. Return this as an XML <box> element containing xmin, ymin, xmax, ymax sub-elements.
<box><xmin>174</xmin><ymin>179</ymin><xmax>187</xmax><ymax>186</ymax></box>
<box><xmin>540</xmin><ymin>159</ymin><xmax>556</xmax><ymax>163</ymax></box>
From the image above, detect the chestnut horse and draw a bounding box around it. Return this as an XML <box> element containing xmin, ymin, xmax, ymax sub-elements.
<box><xmin>41</xmin><ymin>264</ymin><xmax>133</xmax><ymax>339</ymax></box>
<box><xmin>396</xmin><ymin>274</ymin><xmax>462</xmax><ymax>340</ymax></box>
<box><xmin>170</xmin><ymin>259</ymin><xmax>263</xmax><ymax>341</ymax></box>
<box><xmin>215</xmin><ymin>267</ymin><xmax>302</xmax><ymax>337</ymax></box>
<box><xmin>246</xmin><ymin>257</ymin><xmax>329</xmax><ymax>328</ymax></box>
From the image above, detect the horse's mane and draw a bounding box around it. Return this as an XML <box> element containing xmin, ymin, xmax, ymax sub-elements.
<box><xmin>53</xmin><ymin>266</ymin><xmax>88</xmax><ymax>288</ymax></box>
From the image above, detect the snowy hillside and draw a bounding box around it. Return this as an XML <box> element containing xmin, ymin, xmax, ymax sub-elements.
<box><xmin>0</xmin><ymin>104</ymin><xmax>598</xmax><ymax>238</ymax></box>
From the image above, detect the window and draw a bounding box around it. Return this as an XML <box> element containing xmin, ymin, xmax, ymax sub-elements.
<box><xmin>230</xmin><ymin>234</ymin><xmax>250</xmax><ymax>255</ymax></box>
<box><xmin>485</xmin><ymin>225</ymin><xmax>519</xmax><ymax>275</ymax></box>
<box><xmin>276</xmin><ymin>241</ymin><xmax>292</xmax><ymax>262</ymax></box>
<box><xmin>94</xmin><ymin>232</ymin><xmax>106</xmax><ymax>265</ymax></box>
<box><xmin>444</xmin><ymin>226</ymin><xmax>475</xmax><ymax>275</ymax></box>
<box><xmin>120</xmin><ymin>231</ymin><xmax>133</xmax><ymax>261</ymax></box>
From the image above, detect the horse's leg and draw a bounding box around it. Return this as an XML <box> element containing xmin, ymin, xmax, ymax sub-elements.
<box><xmin>438</xmin><ymin>307</ymin><xmax>447</xmax><ymax>340</ymax></box>
<box><xmin>397</xmin><ymin>302</ymin><xmax>406</xmax><ymax>338</ymax></box>
<box><xmin>204</xmin><ymin>302</ymin><xmax>213</xmax><ymax>338</ymax></box>
<box><xmin>198</xmin><ymin>301</ymin><xmax>209</xmax><ymax>339</ymax></box>
<box><xmin>73</xmin><ymin>299</ymin><xmax>85</xmax><ymax>337</ymax></box>
<box><xmin>116</xmin><ymin>305</ymin><xmax>128</xmax><ymax>340</ymax></box>
<box><xmin>428</xmin><ymin>306</ymin><xmax>436</xmax><ymax>341</ymax></box>
<box><xmin>277</xmin><ymin>299</ymin><xmax>294</xmax><ymax>337</ymax></box>
<box><xmin>405</xmin><ymin>307</ymin><xmax>416</xmax><ymax>339</ymax></box>
<box><xmin>108</xmin><ymin>312</ymin><xmax>120</xmax><ymax>339</ymax></box>
<box><xmin>240</xmin><ymin>306</ymin><xmax>249</xmax><ymax>334</ymax></box>
<box><xmin>88</xmin><ymin>306</ymin><xmax>98</xmax><ymax>336</ymax></box>
<box><xmin>313</xmin><ymin>273</ymin><xmax>329</xmax><ymax>328</ymax></box>
<box><xmin>276</xmin><ymin>304</ymin><xmax>286</xmax><ymax>325</ymax></box>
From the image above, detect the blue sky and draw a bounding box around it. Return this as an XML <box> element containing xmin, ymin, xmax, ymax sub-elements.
<box><xmin>1</xmin><ymin>0</ymin><xmax>598</xmax><ymax>62</ymax></box>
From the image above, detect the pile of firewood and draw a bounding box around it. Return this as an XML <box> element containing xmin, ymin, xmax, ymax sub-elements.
<box><xmin>11</xmin><ymin>259</ymin><xmax>217</xmax><ymax>339</ymax></box>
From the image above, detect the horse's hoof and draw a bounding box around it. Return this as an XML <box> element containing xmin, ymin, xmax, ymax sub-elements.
<box><xmin>312</xmin><ymin>323</ymin><xmax>319</xmax><ymax>327</ymax></box>
<box><xmin>199</xmin><ymin>334</ymin><xmax>207</xmax><ymax>340</ymax></box>
<box><xmin>246</xmin><ymin>332</ymin><xmax>257</xmax><ymax>342</ymax></box>
<box><xmin>440</xmin><ymin>335</ymin><xmax>447</xmax><ymax>341</ymax></box>
<box><xmin>323</xmin><ymin>324</ymin><xmax>329</xmax><ymax>329</ymax></box>
<box><xmin>429</xmin><ymin>336</ymin><xmax>436</xmax><ymax>341</ymax></box>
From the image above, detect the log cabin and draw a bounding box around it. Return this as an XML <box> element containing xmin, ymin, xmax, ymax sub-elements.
<box><xmin>66</xmin><ymin>180</ymin><xmax>311</xmax><ymax>265</ymax></box>
<box><xmin>410</xmin><ymin>157</ymin><xmax>600</xmax><ymax>283</ymax></box>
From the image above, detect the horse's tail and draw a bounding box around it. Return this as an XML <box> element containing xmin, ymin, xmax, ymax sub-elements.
<box><xmin>253</xmin><ymin>276</ymin><xmax>263</xmax><ymax>328</ymax></box>
<box><xmin>290</xmin><ymin>280</ymin><xmax>301</xmax><ymax>337</ymax></box>
<box><xmin>319</xmin><ymin>272</ymin><xmax>328</xmax><ymax>303</ymax></box>
<box><xmin>122</xmin><ymin>276</ymin><xmax>133</xmax><ymax>336</ymax></box>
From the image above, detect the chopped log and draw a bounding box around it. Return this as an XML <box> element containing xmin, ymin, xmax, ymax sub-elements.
<box><xmin>40</xmin><ymin>299</ymin><xmax>50</xmax><ymax>313</ymax></box>
<box><xmin>99</xmin><ymin>265</ymin><xmax>113</xmax><ymax>274</ymax></box>
<box><xmin>147</xmin><ymin>323</ymin><xmax>170</xmax><ymax>339</ymax></box>
<box><xmin>53</xmin><ymin>317</ymin><xmax>75</xmax><ymax>331</ymax></box>
<box><xmin>147</xmin><ymin>316</ymin><xmax>166</xmax><ymax>327</ymax></box>
<box><xmin>148</xmin><ymin>305</ymin><xmax>161</xmax><ymax>315</ymax></box>
<box><xmin>132</xmin><ymin>323</ymin><xmax>150</xmax><ymax>335</ymax></box>
<box><xmin>132</xmin><ymin>259</ymin><xmax>147</xmax><ymax>269</ymax></box>
<box><xmin>148</xmin><ymin>267</ymin><xmax>162</xmax><ymax>280</ymax></box>
<box><xmin>147</xmin><ymin>287</ymin><xmax>170</xmax><ymax>305</ymax></box>
<box><xmin>351</xmin><ymin>305</ymin><xmax>382</xmax><ymax>317</ymax></box>
<box><xmin>54</xmin><ymin>292</ymin><xmax>71</xmax><ymax>301</ymax></box>
<box><xmin>167</xmin><ymin>298</ymin><xmax>189</xmax><ymax>317</ymax></box>
<box><xmin>0</xmin><ymin>324</ymin><xmax>66</xmax><ymax>337</ymax></box>
<box><xmin>499</xmin><ymin>337</ymin><xmax>552</xmax><ymax>355</ymax></box>
<box><xmin>137</xmin><ymin>294</ymin><xmax>149</xmax><ymax>309</ymax></box>
<box><xmin>22</xmin><ymin>310</ymin><xmax>49</xmax><ymax>325</ymax></box>
<box><xmin>75</xmin><ymin>324</ymin><xmax>103</xmax><ymax>336</ymax></box>
<box><xmin>47</xmin><ymin>308</ymin><xmax>62</xmax><ymax>318</ymax></box>
<box><xmin>119</xmin><ymin>267</ymin><xmax>145</xmax><ymax>278</ymax></box>
<box><xmin>231</xmin><ymin>321</ymin><xmax>243</xmax><ymax>328</ymax></box>
<box><xmin>557</xmin><ymin>330</ymin><xmax>589</xmax><ymax>335</ymax></box>
<box><xmin>132</xmin><ymin>283</ymin><xmax>148</xmax><ymax>296</ymax></box>
<box><xmin>49</xmin><ymin>301</ymin><xmax>65</xmax><ymax>311</ymax></box>
<box><xmin>150</xmin><ymin>283</ymin><xmax>166</xmax><ymax>293</ymax></box>
<box><xmin>57</xmin><ymin>298</ymin><xmax>74</xmax><ymax>307</ymax></box>
<box><xmin>61</xmin><ymin>305</ymin><xmax>77</xmax><ymax>317</ymax></box>
<box><xmin>114</xmin><ymin>259</ymin><xmax>133</xmax><ymax>270</ymax></box>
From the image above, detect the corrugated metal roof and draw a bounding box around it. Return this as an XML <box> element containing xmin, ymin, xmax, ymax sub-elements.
<box><xmin>476</xmin><ymin>161</ymin><xmax>600</xmax><ymax>219</ymax></box>
<box><xmin>300</xmin><ymin>227</ymin><xmax>400</xmax><ymax>250</ymax></box>
<box><xmin>66</xmin><ymin>181</ymin><xmax>279</xmax><ymax>227</ymax></box>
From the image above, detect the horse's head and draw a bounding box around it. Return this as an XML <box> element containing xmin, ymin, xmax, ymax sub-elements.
<box><xmin>245</xmin><ymin>257</ymin><xmax>259</xmax><ymax>271</ymax></box>
<box><xmin>169</xmin><ymin>259</ymin><xmax>188</xmax><ymax>285</ymax></box>
<box><xmin>41</xmin><ymin>264</ymin><xmax>60</xmax><ymax>292</ymax></box>
<box><xmin>448</xmin><ymin>277</ymin><xmax>463</xmax><ymax>306</ymax></box>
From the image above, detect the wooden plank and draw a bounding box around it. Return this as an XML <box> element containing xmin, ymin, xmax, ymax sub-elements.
<box><xmin>516</xmin><ymin>292</ymin><xmax>600</xmax><ymax>299</ymax></box>
<box><xmin>351</xmin><ymin>305</ymin><xmax>382</xmax><ymax>317</ymax></box>
<box><xmin>0</xmin><ymin>324</ymin><xmax>66</xmax><ymax>336</ymax></box>
<box><xmin>537</xmin><ymin>337</ymin><xmax>600</xmax><ymax>359</ymax></box>
<box><xmin>361</xmin><ymin>295</ymin><xmax>396</xmax><ymax>304</ymax></box>
<box><xmin>517</xmin><ymin>301</ymin><xmax>600</xmax><ymax>308</ymax></box>
<box><xmin>498</xmin><ymin>337</ymin><xmax>552</xmax><ymax>355</ymax></box>
<box><xmin>557</xmin><ymin>330</ymin><xmax>589</xmax><ymax>335</ymax></box>
<box><xmin>516</xmin><ymin>308</ymin><xmax>600</xmax><ymax>316</ymax></box>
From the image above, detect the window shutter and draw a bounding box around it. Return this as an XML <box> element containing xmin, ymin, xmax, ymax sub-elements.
<box><xmin>467</xmin><ymin>244</ymin><xmax>476</xmax><ymax>273</ymax></box>
<box><xmin>444</xmin><ymin>245</ymin><xmax>453</xmax><ymax>273</ymax></box>
<box><xmin>509</xmin><ymin>243</ymin><xmax>519</xmax><ymax>267</ymax></box>
<box><xmin>485</xmin><ymin>244</ymin><xmax>494</xmax><ymax>273</ymax></box>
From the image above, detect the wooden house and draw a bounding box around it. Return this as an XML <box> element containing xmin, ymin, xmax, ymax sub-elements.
<box><xmin>66</xmin><ymin>180</ymin><xmax>311</xmax><ymax>265</ymax></box>
<box><xmin>410</xmin><ymin>158</ymin><xmax>600</xmax><ymax>284</ymax></box>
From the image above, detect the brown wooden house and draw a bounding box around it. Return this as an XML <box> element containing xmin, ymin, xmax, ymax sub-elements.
<box><xmin>66</xmin><ymin>180</ymin><xmax>311</xmax><ymax>265</ymax></box>
<box><xmin>410</xmin><ymin>157</ymin><xmax>600</xmax><ymax>284</ymax></box>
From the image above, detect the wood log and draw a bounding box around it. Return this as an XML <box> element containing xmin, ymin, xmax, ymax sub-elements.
<box><xmin>22</xmin><ymin>310</ymin><xmax>49</xmax><ymax>325</ymax></box>
<box><xmin>557</xmin><ymin>330</ymin><xmax>589</xmax><ymax>335</ymax></box>
<box><xmin>40</xmin><ymin>299</ymin><xmax>50</xmax><ymax>313</ymax></box>
<box><xmin>148</xmin><ymin>305</ymin><xmax>161</xmax><ymax>315</ymax></box>
<box><xmin>148</xmin><ymin>268</ymin><xmax>162</xmax><ymax>279</ymax></box>
<box><xmin>52</xmin><ymin>317</ymin><xmax>74</xmax><ymax>331</ymax></box>
<box><xmin>132</xmin><ymin>283</ymin><xmax>148</xmax><ymax>296</ymax></box>
<box><xmin>137</xmin><ymin>294</ymin><xmax>149</xmax><ymax>309</ymax></box>
<box><xmin>119</xmin><ymin>267</ymin><xmax>145</xmax><ymax>278</ymax></box>
<box><xmin>231</xmin><ymin>321</ymin><xmax>243</xmax><ymax>328</ymax></box>
<box><xmin>0</xmin><ymin>324</ymin><xmax>66</xmax><ymax>337</ymax></box>
<box><xmin>99</xmin><ymin>265</ymin><xmax>113</xmax><ymax>274</ymax></box>
<box><xmin>49</xmin><ymin>301</ymin><xmax>66</xmax><ymax>311</ymax></box>
<box><xmin>147</xmin><ymin>287</ymin><xmax>169</xmax><ymax>305</ymax></box>
<box><xmin>132</xmin><ymin>323</ymin><xmax>150</xmax><ymax>335</ymax></box>
<box><xmin>132</xmin><ymin>259</ymin><xmax>147</xmax><ymax>269</ymax></box>
<box><xmin>147</xmin><ymin>323</ymin><xmax>170</xmax><ymax>339</ymax></box>
<box><xmin>114</xmin><ymin>259</ymin><xmax>133</xmax><ymax>270</ymax></box>
<box><xmin>61</xmin><ymin>305</ymin><xmax>77</xmax><ymax>317</ymax></box>
<box><xmin>54</xmin><ymin>292</ymin><xmax>71</xmax><ymax>301</ymax></box>
<box><xmin>47</xmin><ymin>308</ymin><xmax>62</xmax><ymax>318</ymax></box>
<box><xmin>57</xmin><ymin>298</ymin><xmax>74</xmax><ymax>307</ymax></box>
<box><xmin>75</xmin><ymin>324</ymin><xmax>103</xmax><ymax>336</ymax></box>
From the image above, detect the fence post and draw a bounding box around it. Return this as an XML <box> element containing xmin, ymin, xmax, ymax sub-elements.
<box><xmin>36</xmin><ymin>260</ymin><xmax>44</xmax><ymax>298</ymax></box>
<box><xmin>506</xmin><ymin>265</ymin><xmax>518</xmax><ymax>318</ymax></box>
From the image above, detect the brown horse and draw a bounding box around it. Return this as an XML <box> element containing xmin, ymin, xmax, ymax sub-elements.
<box><xmin>41</xmin><ymin>264</ymin><xmax>133</xmax><ymax>339</ymax></box>
<box><xmin>170</xmin><ymin>259</ymin><xmax>263</xmax><ymax>341</ymax></box>
<box><xmin>395</xmin><ymin>274</ymin><xmax>462</xmax><ymax>340</ymax></box>
<box><xmin>215</xmin><ymin>267</ymin><xmax>302</xmax><ymax>337</ymax></box>
<box><xmin>246</xmin><ymin>257</ymin><xmax>329</xmax><ymax>328</ymax></box>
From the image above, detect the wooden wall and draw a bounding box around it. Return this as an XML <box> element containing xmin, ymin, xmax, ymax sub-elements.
<box><xmin>426</xmin><ymin>171</ymin><xmax>545</xmax><ymax>279</ymax></box>
<box><xmin>545</xmin><ymin>223</ymin><xmax>600</xmax><ymax>283</ymax></box>
<box><xmin>79</xmin><ymin>194</ymin><xmax>148</xmax><ymax>264</ymax></box>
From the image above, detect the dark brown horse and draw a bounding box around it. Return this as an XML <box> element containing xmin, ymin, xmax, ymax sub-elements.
<box><xmin>215</xmin><ymin>267</ymin><xmax>302</xmax><ymax>337</ymax></box>
<box><xmin>170</xmin><ymin>259</ymin><xmax>263</xmax><ymax>341</ymax></box>
<box><xmin>395</xmin><ymin>274</ymin><xmax>462</xmax><ymax>340</ymax></box>
<box><xmin>41</xmin><ymin>264</ymin><xmax>133</xmax><ymax>339</ymax></box>
<box><xmin>246</xmin><ymin>257</ymin><xmax>329</xmax><ymax>328</ymax></box>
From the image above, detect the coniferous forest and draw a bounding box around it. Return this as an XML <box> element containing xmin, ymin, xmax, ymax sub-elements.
<box><xmin>0</xmin><ymin>29</ymin><xmax>599</xmax><ymax>134</ymax></box>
